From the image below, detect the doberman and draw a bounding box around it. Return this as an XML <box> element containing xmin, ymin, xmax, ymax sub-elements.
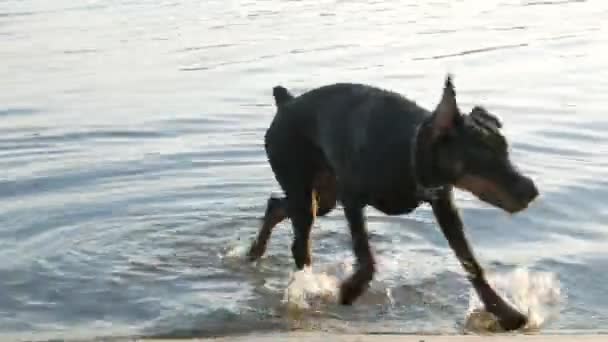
<box><xmin>247</xmin><ymin>75</ymin><xmax>539</xmax><ymax>331</ymax></box>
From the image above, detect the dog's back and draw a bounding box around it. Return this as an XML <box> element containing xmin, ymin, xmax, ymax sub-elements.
<box><xmin>267</xmin><ymin>83</ymin><xmax>429</xmax><ymax>191</ymax></box>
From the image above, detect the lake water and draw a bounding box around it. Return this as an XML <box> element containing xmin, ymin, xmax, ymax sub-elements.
<box><xmin>1</xmin><ymin>0</ymin><xmax>607</xmax><ymax>340</ymax></box>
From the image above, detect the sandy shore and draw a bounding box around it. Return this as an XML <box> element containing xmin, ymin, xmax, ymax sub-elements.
<box><xmin>145</xmin><ymin>332</ymin><xmax>604</xmax><ymax>341</ymax></box>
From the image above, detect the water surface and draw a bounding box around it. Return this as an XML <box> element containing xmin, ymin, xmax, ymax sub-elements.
<box><xmin>1</xmin><ymin>0</ymin><xmax>607</xmax><ymax>340</ymax></box>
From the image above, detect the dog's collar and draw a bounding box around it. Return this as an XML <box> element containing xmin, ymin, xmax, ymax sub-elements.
<box><xmin>410</xmin><ymin>121</ymin><xmax>447</xmax><ymax>202</ymax></box>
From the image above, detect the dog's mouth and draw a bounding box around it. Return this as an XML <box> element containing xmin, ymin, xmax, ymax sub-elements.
<box><xmin>478</xmin><ymin>191</ymin><xmax>530</xmax><ymax>214</ymax></box>
<box><xmin>455</xmin><ymin>175</ymin><xmax>538</xmax><ymax>214</ymax></box>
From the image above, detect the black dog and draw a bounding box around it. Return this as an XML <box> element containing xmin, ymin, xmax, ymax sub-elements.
<box><xmin>248</xmin><ymin>75</ymin><xmax>538</xmax><ymax>331</ymax></box>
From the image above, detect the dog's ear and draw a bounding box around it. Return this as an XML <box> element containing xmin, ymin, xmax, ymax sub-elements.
<box><xmin>432</xmin><ymin>74</ymin><xmax>460</xmax><ymax>138</ymax></box>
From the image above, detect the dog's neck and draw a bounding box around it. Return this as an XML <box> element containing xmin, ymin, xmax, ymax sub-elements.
<box><xmin>410</xmin><ymin>118</ymin><xmax>448</xmax><ymax>201</ymax></box>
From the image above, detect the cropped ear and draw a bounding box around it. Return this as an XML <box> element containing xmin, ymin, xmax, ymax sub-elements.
<box><xmin>432</xmin><ymin>74</ymin><xmax>460</xmax><ymax>138</ymax></box>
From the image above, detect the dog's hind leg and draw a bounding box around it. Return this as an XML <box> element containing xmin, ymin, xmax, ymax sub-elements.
<box><xmin>339</xmin><ymin>197</ymin><xmax>376</xmax><ymax>305</ymax></box>
<box><xmin>287</xmin><ymin>188</ymin><xmax>316</xmax><ymax>269</ymax></box>
<box><xmin>247</xmin><ymin>195</ymin><xmax>288</xmax><ymax>261</ymax></box>
<box><xmin>261</xmin><ymin>105</ymin><xmax>322</xmax><ymax>269</ymax></box>
<box><xmin>288</xmin><ymin>167</ymin><xmax>338</xmax><ymax>268</ymax></box>
<box><xmin>247</xmin><ymin>171</ymin><xmax>334</xmax><ymax>262</ymax></box>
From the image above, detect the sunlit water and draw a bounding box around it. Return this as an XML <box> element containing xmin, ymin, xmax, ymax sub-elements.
<box><xmin>1</xmin><ymin>0</ymin><xmax>607</xmax><ymax>340</ymax></box>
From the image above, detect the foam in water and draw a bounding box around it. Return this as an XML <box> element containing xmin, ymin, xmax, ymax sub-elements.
<box><xmin>465</xmin><ymin>268</ymin><xmax>563</xmax><ymax>332</ymax></box>
<box><xmin>222</xmin><ymin>237</ymin><xmax>350</xmax><ymax>309</ymax></box>
<box><xmin>224</xmin><ymin>239</ymin><xmax>562</xmax><ymax>332</ymax></box>
<box><xmin>224</xmin><ymin>240</ymin><xmax>250</xmax><ymax>259</ymax></box>
<box><xmin>282</xmin><ymin>263</ymin><xmax>351</xmax><ymax>310</ymax></box>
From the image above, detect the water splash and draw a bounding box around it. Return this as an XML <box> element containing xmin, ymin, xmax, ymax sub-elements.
<box><xmin>464</xmin><ymin>268</ymin><xmax>563</xmax><ymax>332</ymax></box>
<box><xmin>224</xmin><ymin>240</ymin><xmax>250</xmax><ymax>259</ymax></box>
<box><xmin>282</xmin><ymin>262</ymin><xmax>354</xmax><ymax>311</ymax></box>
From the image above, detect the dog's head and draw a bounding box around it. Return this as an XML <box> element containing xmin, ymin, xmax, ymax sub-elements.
<box><xmin>428</xmin><ymin>75</ymin><xmax>538</xmax><ymax>213</ymax></box>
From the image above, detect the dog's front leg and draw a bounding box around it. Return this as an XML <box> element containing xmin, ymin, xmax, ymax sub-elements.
<box><xmin>431</xmin><ymin>190</ymin><xmax>527</xmax><ymax>331</ymax></box>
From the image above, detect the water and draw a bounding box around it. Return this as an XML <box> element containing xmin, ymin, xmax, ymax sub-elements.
<box><xmin>1</xmin><ymin>0</ymin><xmax>607</xmax><ymax>339</ymax></box>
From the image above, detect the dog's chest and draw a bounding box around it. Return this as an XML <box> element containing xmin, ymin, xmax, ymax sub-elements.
<box><xmin>368</xmin><ymin>188</ymin><xmax>420</xmax><ymax>215</ymax></box>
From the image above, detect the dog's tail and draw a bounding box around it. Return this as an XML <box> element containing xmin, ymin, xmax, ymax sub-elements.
<box><xmin>272</xmin><ymin>85</ymin><xmax>294</xmax><ymax>108</ymax></box>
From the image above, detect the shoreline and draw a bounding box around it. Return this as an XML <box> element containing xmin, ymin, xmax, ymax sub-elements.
<box><xmin>142</xmin><ymin>332</ymin><xmax>607</xmax><ymax>341</ymax></box>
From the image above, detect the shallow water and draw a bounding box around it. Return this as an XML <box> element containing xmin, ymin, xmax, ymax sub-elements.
<box><xmin>1</xmin><ymin>0</ymin><xmax>608</xmax><ymax>340</ymax></box>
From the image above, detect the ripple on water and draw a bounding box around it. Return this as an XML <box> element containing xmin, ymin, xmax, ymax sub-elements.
<box><xmin>1</xmin><ymin>0</ymin><xmax>607</xmax><ymax>339</ymax></box>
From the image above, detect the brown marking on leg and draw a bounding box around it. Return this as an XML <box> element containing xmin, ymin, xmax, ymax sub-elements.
<box><xmin>247</xmin><ymin>196</ymin><xmax>287</xmax><ymax>261</ymax></box>
<box><xmin>313</xmin><ymin>170</ymin><xmax>337</xmax><ymax>217</ymax></box>
<box><xmin>339</xmin><ymin>201</ymin><xmax>376</xmax><ymax>305</ymax></box>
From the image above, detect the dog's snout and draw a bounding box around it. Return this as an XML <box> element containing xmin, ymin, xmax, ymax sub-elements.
<box><xmin>514</xmin><ymin>177</ymin><xmax>538</xmax><ymax>203</ymax></box>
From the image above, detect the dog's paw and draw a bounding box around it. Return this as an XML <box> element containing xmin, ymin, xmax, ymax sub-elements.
<box><xmin>497</xmin><ymin>308</ymin><xmax>528</xmax><ymax>331</ymax></box>
<box><xmin>246</xmin><ymin>248</ymin><xmax>266</xmax><ymax>263</ymax></box>
<box><xmin>338</xmin><ymin>279</ymin><xmax>367</xmax><ymax>306</ymax></box>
